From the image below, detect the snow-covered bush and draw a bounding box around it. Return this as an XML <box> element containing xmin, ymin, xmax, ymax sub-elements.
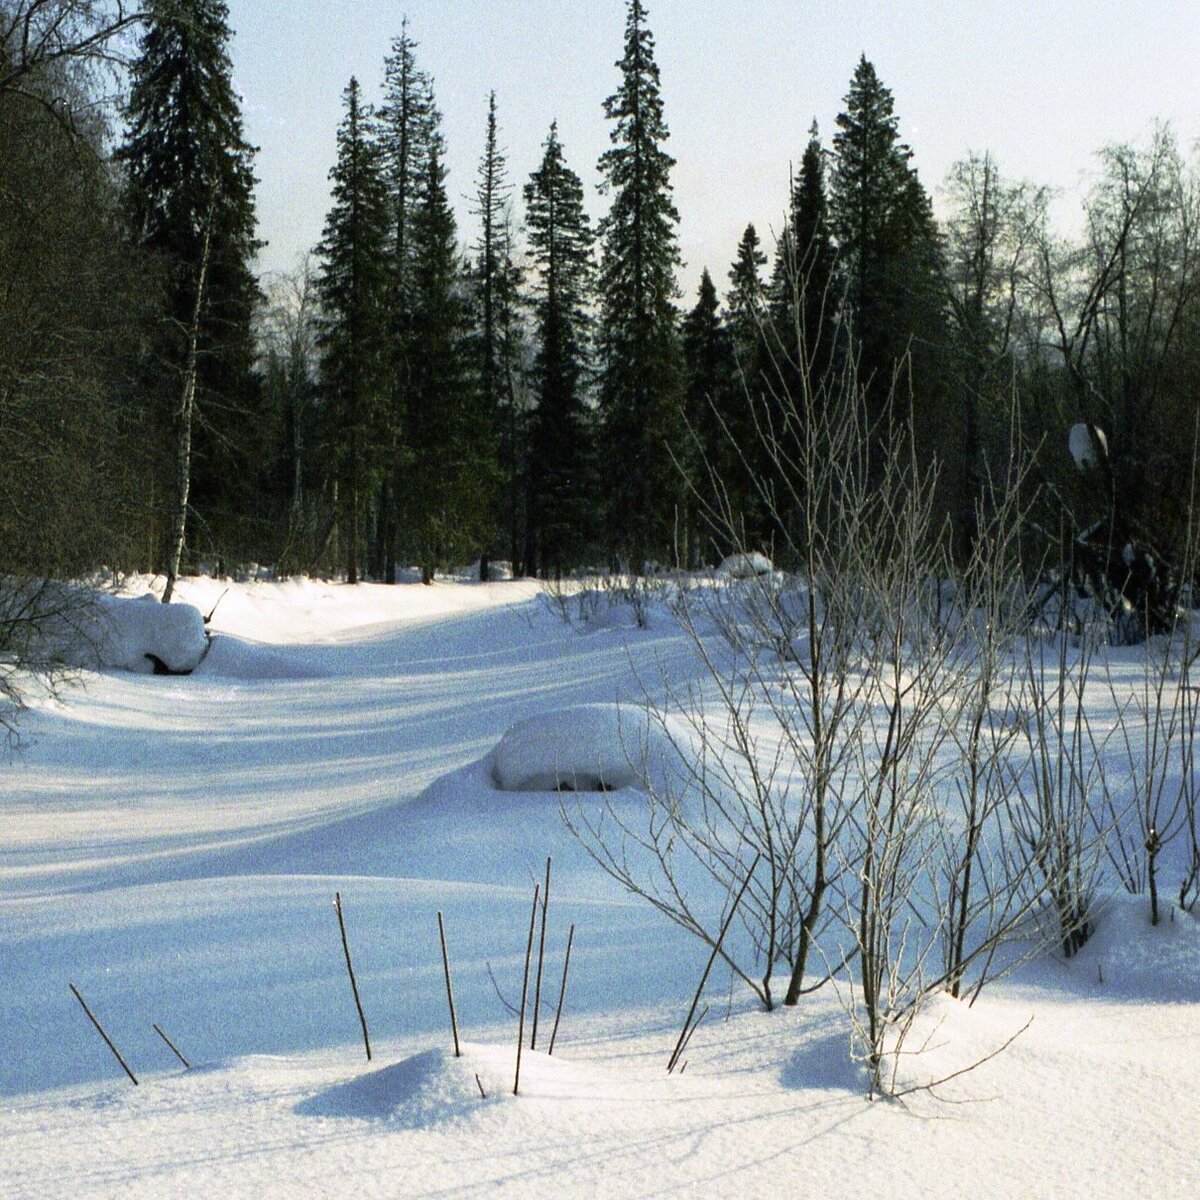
<box><xmin>0</xmin><ymin>578</ymin><xmax>90</xmax><ymax>734</ymax></box>
<box><xmin>540</xmin><ymin>571</ymin><xmax>681</xmax><ymax>632</ymax></box>
<box><xmin>716</xmin><ymin>552</ymin><xmax>774</xmax><ymax>579</ymax></box>
<box><xmin>37</xmin><ymin>590</ymin><xmax>209</xmax><ymax>674</ymax></box>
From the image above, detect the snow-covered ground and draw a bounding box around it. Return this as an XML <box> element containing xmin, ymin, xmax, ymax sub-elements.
<box><xmin>3</xmin><ymin>576</ymin><xmax>1199</xmax><ymax>1198</ymax></box>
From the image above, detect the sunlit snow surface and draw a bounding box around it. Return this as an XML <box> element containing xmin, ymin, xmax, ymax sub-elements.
<box><xmin>2</xmin><ymin>576</ymin><xmax>1199</xmax><ymax>1198</ymax></box>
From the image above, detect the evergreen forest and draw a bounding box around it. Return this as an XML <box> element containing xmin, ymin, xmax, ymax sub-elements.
<box><xmin>3</xmin><ymin>0</ymin><xmax>1200</xmax><ymax>618</ymax></box>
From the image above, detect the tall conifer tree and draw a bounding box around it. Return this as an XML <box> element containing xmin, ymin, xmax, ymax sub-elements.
<box><xmin>761</xmin><ymin>123</ymin><xmax>838</xmax><ymax>559</ymax></box>
<box><xmin>830</xmin><ymin>58</ymin><xmax>944</xmax><ymax>435</ymax></box>
<box><xmin>681</xmin><ymin>269</ymin><xmax>739</xmax><ymax>563</ymax></box>
<box><xmin>769</xmin><ymin>122</ymin><xmax>836</xmax><ymax>389</ymax></box>
<box><xmin>727</xmin><ymin>224</ymin><xmax>768</xmax><ymax>372</ymax></box>
<box><xmin>120</xmin><ymin>0</ymin><xmax>261</xmax><ymax>567</ymax></box>
<box><xmin>722</xmin><ymin>228</ymin><xmax>774</xmax><ymax>549</ymax></box>
<box><xmin>524</xmin><ymin>122</ymin><xmax>595</xmax><ymax>576</ymax></box>
<box><xmin>315</xmin><ymin>77</ymin><xmax>390</xmax><ymax>584</ymax></box>
<box><xmin>597</xmin><ymin>0</ymin><xmax>683</xmax><ymax>569</ymax></box>
<box><xmin>469</xmin><ymin>91</ymin><xmax>523</xmax><ymax>577</ymax></box>
<box><xmin>375</xmin><ymin>20</ymin><xmax>437</xmax><ymax>580</ymax></box>
<box><xmin>403</xmin><ymin>138</ymin><xmax>489</xmax><ymax>582</ymax></box>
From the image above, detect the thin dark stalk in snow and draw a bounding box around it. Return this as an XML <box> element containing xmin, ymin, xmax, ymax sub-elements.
<box><xmin>152</xmin><ymin>1023</ymin><xmax>191</xmax><ymax>1069</ymax></box>
<box><xmin>437</xmin><ymin>911</ymin><xmax>461</xmax><ymax>1058</ymax></box>
<box><xmin>334</xmin><ymin>892</ymin><xmax>371</xmax><ymax>1062</ymax></box>
<box><xmin>514</xmin><ymin>882</ymin><xmax>540</xmax><ymax>1095</ymax></box>
<box><xmin>668</xmin><ymin>853</ymin><xmax>761</xmax><ymax>1073</ymax></box>
<box><xmin>531</xmin><ymin>856</ymin><xmax>551</xmax><ymax>1050</ymax></box>
<box><xmin>69</xmin><ymin>984</ymin><xmax>138</xmax><ymax>1086</ymax></box>
<box><xmin>674</xmin><ymin>1003</ymin><xmax>709</xmax><ymax>1071</ymax></box>
<box><xmin>548</xmin><ymin>922</ymin><xmax>575</xmax><ymax>1056</ymax></box>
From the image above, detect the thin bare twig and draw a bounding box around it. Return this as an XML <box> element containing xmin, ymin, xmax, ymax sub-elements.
<box><xmin>437</xmin><ymin>911</ymin><xmax>461</xmax><ymax>1058</ymax></box>
<box><xmin>334</xmin><ymin>892</ymin><xmax>371</xmax><ymax>1062</ymax></box>
<box><xmin>69</xmin><ymin>983</ymin><xmax>137</xmax><ymax>1085</ymax></box>
<box><xmin>548</xmin><ymin>923</ymin><xmax>575</xmax><ymax>1056</ymax></box>
<box><xmin>530</xmin><ymin>857</ymin><xmax>551</xmax><ymax>1050</ymax></box>
<box><xmin>514</xmin><ymin>883</ymin><xmax>540</xmax><ymax>1095</ymax></box>
<box><xmin>152</xmin><ymin>1022</ymin><xmax>190</xmax><ymax>1069</ymax></box>
<box><xmin>669</xmin><ymin>853</ymin><xmax>761</xmax><ymax>1073</ymax></box>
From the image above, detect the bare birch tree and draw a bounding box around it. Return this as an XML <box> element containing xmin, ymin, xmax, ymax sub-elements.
<box><xmin>162</xmin><ymin>199</ymin><xmax>214</xmax><ymax>603</ymax></box>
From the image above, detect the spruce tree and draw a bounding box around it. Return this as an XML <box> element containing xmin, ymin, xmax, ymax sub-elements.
<box><xmin>758</xmin><ymin>123</ymin><xmax>838</xmax><ymax>563</ymax></box>
<box><xmin>726</xmin><ymin>224</ymin><xmax>767</xmax><ymax>372</ymax></box>
<box><xmin>120</xmin><ymin>0</ymin><xmax>261</xmax><ymax>568</ymax></box>
<box><xmin>403</xmin><ymin>137</ymin><xmax>487</xmax><ymax>583</ymax></box>
<box><xmin>375</xmin><ymin>20</ymin><xmax>437</xmax><ymax>581</ymax></box>
<box><xmin>524</xmin><ymin>122</ymin><xmax>596</xmax><ymax>577</ymax></box>
<box><xmin>769</xmin><ymin>122</ymin><xmax>836</xmax><ymax>389</ymax></box>
<box><xmin>469</xmin><ymin>91</ymin><xmax>523</xmax><ymax>578</ymax></box>
<box><xmin>315</xmin><ymin>77</ymin><xmax>390</xmax><ymax>584</ymax></box>
<box><xmin>723</xmin><ymin>230</ymin><xmax>775</xmax><ymax>550</ymax></box>
<box><xmin>597</xmin><ymin>0</ymin><xmax>684</xmax><ymax>569</ymax></box>
<box><xmin>830</xmin><ymin>58</ymin><xmax>944</xmax><ymax>437</ymax></box>
<box><xmin>680</xmin><ymin>269</ymin><xmax>739</xmax><ymax>563</ymax></box>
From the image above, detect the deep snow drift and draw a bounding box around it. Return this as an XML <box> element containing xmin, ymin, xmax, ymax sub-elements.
<box><xmin>2</xmin><ymin>575</ymin><xmax>1199</xmax><ymax>1198</ymax></box>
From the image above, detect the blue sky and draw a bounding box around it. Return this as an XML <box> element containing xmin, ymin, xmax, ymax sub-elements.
<box><xmin>225</xmin><ymin>0</ymin><xmax>1200</xmax><ymax>297</ymax></box>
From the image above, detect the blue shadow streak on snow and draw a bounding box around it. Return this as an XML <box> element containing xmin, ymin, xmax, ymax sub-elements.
<box><xmin>3</xmin><ymin>601</ymin><xmax>697</xmax><ymax>896</ymax></box>
<box><xmin>780</xmin><ymin>1031</ymin><xmax>864</xmax><ymax>1093</ymax></box>
<box><xmin>0</xmin><ymin>596</ymin><xmax>731</xmax><ymax>1096</ymax></box>
<box><xmin>0</xmin><ymin>875</ymin><xmax>705</xmax><ymax>1096</ymax></box>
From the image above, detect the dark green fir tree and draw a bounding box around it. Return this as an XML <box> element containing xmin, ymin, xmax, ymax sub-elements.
<box><xmin>726</xmin><ymin>223</ymin><xmax>768</xmax><ymax>373</ymax></box>
<box><xmin>830</xmin><ymin>58</ymin><xmax>944</xmax><ymax>439</ymax></box>
<box><xmin>596</xmin><ymin>0</ymin><xmax>684</xmax><ymax>569</ymax></box>
<box><xmin>119</xmin><ymin>0</ymin><xmax>262</xmax><ymax>568</ymax></box>
<box><xmin>524</xmin><ymin>121</ymin><xmax>596</xmax><ymax>577</ymax></box>
<box><xmin>403</xmin><ymin>137</ymin><xmax>492</xmax><ymax>582</ymax></box>
<box><xmin>769</xmin><ymin>121</ymin><xmax>836</xmax><ymax>395</ymax></box>
<box><xmin>374</xmin><ymin>19</ymin><xmax>438</xmax><ymax>581</ymax></box>
<box><xmin>680</xmin><ymin>268</ymin><xmax>740</xmax><ymax>564</ymax></box>
<box><xmin>315</xmin><ymin>77</ymin><xmax>391</xmax><ymax>584</ymax></box>
<box><xmin>469</xmin><ymin>91</ymin><xmax>524</xmax><ymax>578</ymax></box>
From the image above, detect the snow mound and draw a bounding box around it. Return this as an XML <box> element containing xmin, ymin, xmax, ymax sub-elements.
<box><xmin>93</xmin><ymin>593</ymin><xmax>208</xmax><ymax>673</ymax></box>
<box><xmin>296</xmin><ymin>1048</ymin><xmax>477</xmax><ymax>1126</ymax></box>
<box><xmin>717</xmin><ymin>551</ymin><xmax>774</xmax><ymax>578</ymax></box>
<box><xmin>194</xmin><ymin>633</ymin><xmax>326</xmax><ymax>680</ymax></box>
<box><xmin>295</xmin><ymin>1043</ymin><xmax>600</xmax><ymax>1125</ymax></box>
<box><xmin>39</xmin><ymin>591</ymin><xmax>209</xmax><ymax>674</ymax></box>
<box><xmin>1042</xmin><ymin>892</ymin><xmax>1200</xmax><ymax>1002</ymax></box>
<box><xmin>490</xmin><ymin>703</ymin><xmax>684</xmax><ymax>793</ymax></box>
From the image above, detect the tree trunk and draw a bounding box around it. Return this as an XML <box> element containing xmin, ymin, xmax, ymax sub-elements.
<box><xmin>163</xmin><ymin>202</ymin><xmax>215</xmax><ymax>604</ymax></box>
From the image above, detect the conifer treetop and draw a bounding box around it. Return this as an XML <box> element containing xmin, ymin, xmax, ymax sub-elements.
<box><xmin>121</xmin><ymin>0</ymin><xmax>259</xmax><ymax>258</ymax></box>
<box><xmin>597</xmin><ymin>0</ymin><xmax>681</xmax><ymax>335</ymax></box>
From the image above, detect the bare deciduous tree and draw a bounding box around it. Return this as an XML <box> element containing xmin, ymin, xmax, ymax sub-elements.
<box><xmin>0</xmin><ymin>1</ymin><xmax>143</xmax><ymax>120</ymax></box>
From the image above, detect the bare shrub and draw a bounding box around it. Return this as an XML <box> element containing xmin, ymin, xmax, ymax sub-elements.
<box><xmin>0</xmin><ymin>577</ymin><xmax>98</xmax><ymax>739</ymax></box>
<box><xmin>1007</xmin><ymin>600</ymin><xmax>1112</xmax><ymax>958</ymax></box>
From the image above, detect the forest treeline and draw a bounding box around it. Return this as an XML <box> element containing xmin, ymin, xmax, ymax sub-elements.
<box><xmin>2</xmin><ymin>0</ymin><xmax>1199</xmax><ymax>598</ymax></box>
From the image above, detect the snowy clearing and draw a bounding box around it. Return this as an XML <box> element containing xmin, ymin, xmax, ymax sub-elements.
<box><xmin>2</xmin><ymin>576</ymin><xmax>1199</xmax><ymax>1198</ymax></box>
